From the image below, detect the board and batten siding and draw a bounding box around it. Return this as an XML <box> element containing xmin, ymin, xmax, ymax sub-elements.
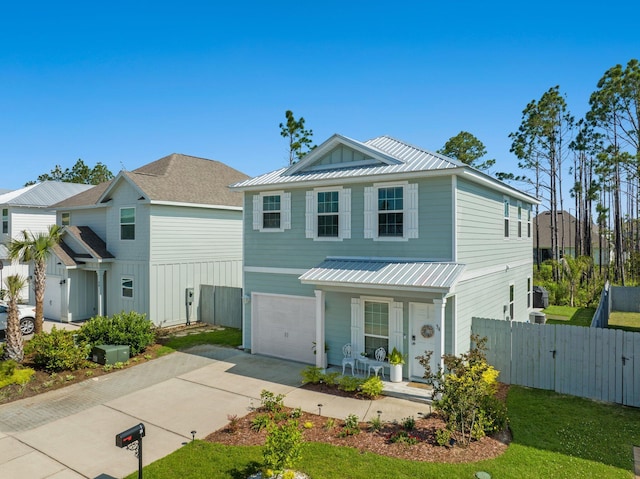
<box><xmin>149</xmin><ymin>205</ymin><xmax>243</xmax><ymax>262</ymax></box>
<box><xmin>456</xmin><ymin>177</ymin><xmax>533</xmax><ymax>269</ymax></box>
<box><xmin>58</xmin><ymin>208</ymin><xmax>108</xmax><ymax>239</ymax></box>
<box><xmin>243</xmin><ymin>176</ymin><xmax>454</xmax><ymax>271</ymax></box>
<box><xmin>106</xmin><ymin>261</ymin><xmax>149</xmax><ymax>319</ymax></box>
<box><xmin>104</xmin><ymin>181</ymin><xmax>150</xmax><ymax>261</ymax></box>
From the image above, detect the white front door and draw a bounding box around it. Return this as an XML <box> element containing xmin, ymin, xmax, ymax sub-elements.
<box><xmin>409</xmin><ymin>302</ymin><xmax>438</xmax><ymax>381</ymax></box>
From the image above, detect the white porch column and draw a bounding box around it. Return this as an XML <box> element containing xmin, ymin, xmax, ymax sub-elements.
<box><xmin>434</xmin><ymin>298</ymin><xmax>447</xmax><ymax>370</ymax></box>
<box><xmin>314</xmin><ymin>290</ymin><xmax>326</xmax><ymax>369</ymax></box>
<box><xmin>96</xmin><ymin>270</ymin><xmax>105</xmax><ymax>317</ymax></box>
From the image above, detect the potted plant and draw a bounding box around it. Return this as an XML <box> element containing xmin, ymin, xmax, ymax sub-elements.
<box><xmin>388</xmin><ymin>347</ymin><xmax>405</xmax><ymax>383</ymax></box>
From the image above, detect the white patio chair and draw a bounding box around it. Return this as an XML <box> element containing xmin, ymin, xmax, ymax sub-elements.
<box><xmin>368</xmin><ymin>347</ymin><xmax>387</xmax><ymax>379</ymax></box>
<box><xmin>341</xmin><ymin>343</ymin><xmax>356</xmax><ymax>376</ymax></box>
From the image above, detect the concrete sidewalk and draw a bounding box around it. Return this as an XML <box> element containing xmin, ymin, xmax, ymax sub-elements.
<box><xmin>0</xmin><ymin>345</ymin><xmax>431</xmax><ymax>479</ymax></box>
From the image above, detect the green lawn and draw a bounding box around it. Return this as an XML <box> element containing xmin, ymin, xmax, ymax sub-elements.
<box><xmin>157</xmin><ymin>327</ymin><xmax>242</xmax><ymax>354</ymax></box>
<box><xmin>543</xmin><ymin>306</ymin><xmax>595</xmax><ymax>326</ymax></box>
<box><xmin>127</xmin><ymin>386</ymin><xmax>640</xmax><ymax>479</ymax></box>
<box><xmin>608</xmin><ymin>311</ymin><xmax>640</xmax><ymax>333</ymax></box>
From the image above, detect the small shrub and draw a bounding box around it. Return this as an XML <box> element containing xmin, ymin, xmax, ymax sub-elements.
<box><xmin>65</xmin><ymin>374</ymin><xmax>75</xmax><ymax>382</ymax></box>
<box><xmin>251</xmin><ymin>414</ymin><xmax>272</xmax><ymax>432</ymax></box>
<box><xmin>290</xmin><ymin>407</ymin><xmax>302</xmax><ymax>419</ymax></box>
<box><xmin>338</xmin><ymin>375</ymin><xmax>361</xmax><ymax>392</ymax></box>
<box><xmin>260</xmin><ymin>390</ymin><xmax>285</xmax><ymax>413</ymax></box>
<box><xmin>303</xmin><ymin>421</ymin><xmax>313</xmax><ymax>429</ymax></box>
<box><xmin>360</xmin><ymin>376</ymin><xmax>383</xmax><ymax>398</ymax></box>
<box><xmin>227</xmin><ymin>414</ymin><xmax>240</xmax><ymax>434</ymax></box>
<box><xmin>102</xmin><ymin>364</ymin><xmax>113</xmax><ymax>372</ymax></box>
<box><xmin>113</xmin><ymin>361</ymin><xmax>127</xmax><ymax>370</ymax></box>
<box><xmin>323</xmin><ymin>371</ymin><xmax>340</xmax><ymax>386</ymax></box>
<box><xmin>273</xmin><ymin>411</ymin><xmax>289</xmax><ymax>423</ymax></box>
<box><xmin>401</xmin><ymin>416</ymin><xmax>416</xmax><ymax>431</ymax></box>
<box><xmin>323</xmin><ymin>418</ymin><xmax>335</xmax><ymax>430</ymax></box>
<box><xmin>340</xmin><ymin>414</ymin><xmax>360</xmax><ymax>437</ymax></box>
<box><xmin>77</xmin><ymin>311</ymin><xmax>156</xmax><ymax>356</ymax></box>
<box><xmin>85</xmin><ymin>370</ymin><xmax>94</xmax><ymax>377</ymax></box>
<box><xmin>0</xmin><ymin>361</ymin><xmax>35</xmax><ymax>388</ymax></box>
<box><xmin>389</xmin><ymin>430</ymin><xmax>418</xmax><ymax>445</ymax></box>
<box><xmin>435</xmin><ymin>428</ymin><xmax>452</xmax><ymax>447</ymax></box>
<box><xmin>301</xmin><ymin>366</ymin><xmax>324</xmax><ymax>384</ymax></box>
<box><xmin>262</xmin><ymin>420</ymin><xmax>303</xmax><ymax>476</ymax></box>
<box><xmin>26</xmin><ymin>327</ymin><xmax>90</xmax><ymax>372</ymax></box>
<box><xmin>368</xmin><ymin>416</ymin><xmax>383</xmax><ymax>432</ymax></box>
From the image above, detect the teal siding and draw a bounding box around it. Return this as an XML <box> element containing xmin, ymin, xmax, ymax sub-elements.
<box><xmin>244</xmin><ymin>176</ymin><xmax>454</xmax><ymax>270</ymax></box>
<box><xmin>456</xmin><ymin>177</ymin><xmax>533</xmax><ymax>269</ymax></box>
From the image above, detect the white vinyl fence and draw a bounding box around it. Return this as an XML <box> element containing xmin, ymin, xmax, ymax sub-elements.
<box><xmin>472</xmin><ymin>317</ymin><xmax>640</xmax><ymax>407</ymax></box>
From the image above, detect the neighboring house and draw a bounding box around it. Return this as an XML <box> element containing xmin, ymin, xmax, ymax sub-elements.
<box><xmin>231</xmin><ymin>134</ymin><xmax>539</xmax><ymax>380</ymax></box>
<box><xmin>533</xmin><ymin>210</ymin><xmax>610</xmax><ymax>266</ymax></box>
<box><xmin>0</xmin><ymin>182</ymin><xmax>93</xmax><ymax>299</ymax></box>
<box><xmin>46</xmin><ymin>153</ymin><xmax>248</xmax><ymax>326</ymax></box>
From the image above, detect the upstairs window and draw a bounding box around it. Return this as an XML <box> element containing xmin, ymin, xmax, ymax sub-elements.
<box><xmin>527</xmin><ymin>277</ymin><xmax>532</xmax><ymax>308</ymax></box>
<box><xmin>504</xmin><ymin>198</ymin><xmax>510</xmax><ymax>238</ymax></box>
<box><xmin>517</xmin><ymin>202</ymin><xmax>523</xmax><ymax>238</ymax></box>
<box><xmin>253</xmin><ymin>191</ymin><xmax>291</xmax><ymax>232</ymax></box>
<box><xmin>61</xmin><ymin>212</ymin><xmax>70</xmax><ymax>226</ymax></box>
<box><xmin>120</xmin><ymin>207</ymin><xmax>135</xmax><ymax>240</ymax></box>
<box><xmin>364</xmin><ymin>182</ymin><xmax>418</xmax><ymax>241</ymax></box>
<box><xmin>527</xmin><ymin>207</ymin><xmax>532</xmax><ymax>238</ymax></box>
<box><xmin>1</xmin><ymin>208</ymin><xmax>7</xmax><ymax>234</ymax></box>
<box><xmin>262</xmin><ymin>195</ymin><xmax>281</xmax><ymax>229</ymax></box>
<box><xmin>305</xmin><ymin>188</ymin><xmax>351</xmax><ymax>240</ymax></box>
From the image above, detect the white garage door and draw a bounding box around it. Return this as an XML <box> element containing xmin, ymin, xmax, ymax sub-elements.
<box><xmin>252</xmin><ymin>293</ymin><xmax>316</xmax><ymax>364</ymax></box>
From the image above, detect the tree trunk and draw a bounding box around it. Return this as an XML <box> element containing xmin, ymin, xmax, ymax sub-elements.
<box><xmin>34</xmin><ymin>260</ymin><xmax>46</xmax><ymax>334</ymax></box>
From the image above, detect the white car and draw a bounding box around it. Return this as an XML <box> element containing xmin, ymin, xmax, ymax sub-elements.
<box><xmin>0</xmin><ymin>302</ymin><xmax>36</xmax><ymax>335</ymax></box>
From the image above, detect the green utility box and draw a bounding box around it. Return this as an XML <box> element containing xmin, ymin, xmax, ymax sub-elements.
<box><xmin>91</xmin><ymin>345</ymin><xmax>130</xmax><ymax>365</ymax></box>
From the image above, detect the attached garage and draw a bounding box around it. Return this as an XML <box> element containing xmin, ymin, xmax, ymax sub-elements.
<box><xmin>251</xmin><ymin>293</ymin><xmax>316</xmax><ymax>364</ymax></box>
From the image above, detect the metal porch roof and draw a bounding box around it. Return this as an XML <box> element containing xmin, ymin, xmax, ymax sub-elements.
<box><xmin>299</xmin><ymin>258</ymin><xmax>465</xmax><ymax>291</ymax></box>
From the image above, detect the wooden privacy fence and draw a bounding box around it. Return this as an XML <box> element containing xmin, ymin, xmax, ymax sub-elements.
<box><xmin>200</xmin><ymin>285</ymin><xmax>242</xmax><ymax>329</ymax></box>
<box><xmin>472</xmin><ymin>317</ymin><xmax>640</xmax><ymax>407</ymax></box>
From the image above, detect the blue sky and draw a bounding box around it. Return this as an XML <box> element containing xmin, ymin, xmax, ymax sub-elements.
<box><xmin>2</xmin><ymin>1</ymin><xmax>639</xmax><ymax>193</ymax></box>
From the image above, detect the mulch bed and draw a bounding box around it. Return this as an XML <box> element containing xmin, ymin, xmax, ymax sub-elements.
<box><xmin>206</xmin><ymin>384</ymin><xmax>512</xmax><ymax>463</ymax></box>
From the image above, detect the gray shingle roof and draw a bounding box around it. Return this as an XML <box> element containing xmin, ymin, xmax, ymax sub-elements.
<box><xmin>300</xmin><ymin>257</ymin><xmax>465</xmax><ymax>291</ymax></box>
<box><xmin>54</xmin><ymin>154</ymin><xmax>249</xmax><ymax>209</ymax></box>
<box><xmin>0</xmin><ymin>182</ymin><xmax>93</xmax><ymax>207</ymax></box>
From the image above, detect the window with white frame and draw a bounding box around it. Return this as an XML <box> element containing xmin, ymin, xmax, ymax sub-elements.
<box><xmin>504</xmin><ymin>197</ymin><xmax>510</xmax><ymax>238</ymax></box>
<box><xmin>252</xmin><ymin>191</ymin><xmax>291</xmax><ymax>232</ymax></box>
<box><xmin>364</xmin><ymin>301</ymin><xmax>389</xmax><ymax>357</ymax></box>
<box><xmin>509</xmin><ymin>284</ymin><xmax>515</xmax><ymax>320</ymax></box>
<box><xmin>61</xmin><ymin>212</ymin><xmax>70</xmax><ymax>226</ymax></box>
<box><xmin>517</xmin><ymin>202</ymin><xmax>522</xmax><ymax>238</ymax></box>
<box><xmin>122</xmin><ymin>277</ymin><xmax>134</xmax><ymax>299</ymax></box>
<box><xmin>120</xmin><ymin>207</ymin><xmax>135</xmax><ymax>240</ymax></box>
<box><xmin>1</xmin><ymin>208</ymin><xmax>7</xmax><ymax>234</ymax></box>
<box><xmin>305</xmin><ymin>188</ymin><xmax>351</xmax><ymax>240</ymax></box>
<box><xmin>364</xmin><ymin>182</ymin><xmax>418</xmax><ymax>240</ymax></box>
<box><xmin>527</xmin><ymin>277</ymin><xmax>532</xmax><ymax>308</ymax></box>
<box><xmin>527</xmin><ymin>207</ymin><xmax>532</xmax><ymax>238</ymax></box>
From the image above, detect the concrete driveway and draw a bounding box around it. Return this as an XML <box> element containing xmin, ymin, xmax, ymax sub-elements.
<box><xmin>0</xmin><ymin>344</ymin><xmax>430</xmax><ymax>479</ymax></box>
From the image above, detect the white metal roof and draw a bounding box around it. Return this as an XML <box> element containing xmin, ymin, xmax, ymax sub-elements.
<box><xmin>0</xmin><ymin>182</ymin><xmax>93</xmax><ymax>208</ymax></box>
<box><xmin>232</xmin><ymin>135</ymin><xmax>461</xmax><ymax>189</ymax></box>
<box><xmin>299</xmin><ymin>257</ymin><xmax>465</xmax><ymax>291</ymax></box>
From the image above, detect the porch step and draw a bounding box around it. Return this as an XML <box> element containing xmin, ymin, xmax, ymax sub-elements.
<box><xmin>382</xmin><ymin>381</ymin><xmax>433</xmax><ymax>404</ymax></box>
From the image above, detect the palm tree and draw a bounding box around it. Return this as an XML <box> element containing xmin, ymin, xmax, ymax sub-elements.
<box><xmin>8</xmin><ymin>224</ymin><xmax>62</xmax><ymax>334</ymax></box>
<box><xmin>3</xmin><ymin>274</ymin><xmax>27</xmax><ymax>362</ymax></box>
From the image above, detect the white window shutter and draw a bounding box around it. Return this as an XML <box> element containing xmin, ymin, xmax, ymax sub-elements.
<box><xmin>389</xmin><ymin>302</ymin><xmax>404</xmax><ymax>354</ymax></box>
<box><xmin>282</xmin><ymin>192</ymin><xmax>291</xmax><ymax>230</ymax></box>
<box><xmin>350</xmin><ymin>298</ymin><xmax>364</xmax><ymax>354</ymax></box>
<box><xmin>305</xmin><ymin>191</ymin><xmax>315</xmax><ymax>238</ymax></box>
<box><xmin>252</xmin><ymin>195</ymin><xmax>261</xmax><ymax>230</ymax></box>
<box><xmin>406</xmin><ymin>183</ymin><xmax>419</xmax><ymax>239</ymax></box>
<box><xmin>364</xmin><ymin>186</ymin><xmax>374</xmax><ymax>239</ymax></box>
<box><xmin>341</xmin><ymin>188</ymin><xmax>351</xmax><ymax>239</ymax></box>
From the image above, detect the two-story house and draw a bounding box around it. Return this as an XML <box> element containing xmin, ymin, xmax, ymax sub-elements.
<box><xmin>231</xmin><ymin>134</ymin><xmax>539</xmax><ymax>380</ymax></box>
<box><xmin>46</xmin><ymin>153</ymin><xmax>248</xmax><ymax>326</ymax></box>
<box><xmin>0</xmin><ymin>181</ymin><xmax>93</xmax><ymax>300</ymax></box>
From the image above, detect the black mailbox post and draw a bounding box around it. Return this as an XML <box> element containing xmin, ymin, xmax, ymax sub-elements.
<box><xmin>116</xmin><ymin>423</ymin><xmax>145</xmax><ymax>479</ymax></box>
